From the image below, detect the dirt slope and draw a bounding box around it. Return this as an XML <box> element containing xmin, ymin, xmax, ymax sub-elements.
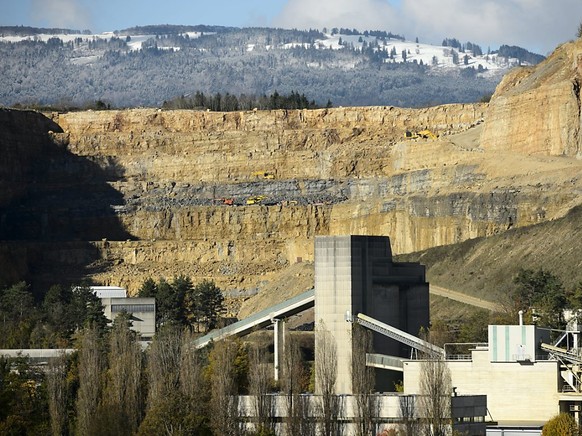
<box><xmin>397</xmin><ymin>205</ymin><xmax>582</xmax><ymax>302</ymax></box>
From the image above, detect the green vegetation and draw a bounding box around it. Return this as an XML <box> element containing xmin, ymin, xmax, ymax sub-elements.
<box><xmin>428</xmin><ymin>268</ymin><xmax>582</xmax><ymax>348</ymax></box>
<box><xmin>0</xmin><ymin>282</ymin><xmax>107</xmax><ymax>349</ymax></box>
<box><xmin>0</xmin><ymin>275</ymin><xmax>225</xmax><ymax>346</ymax></box>
<box><xmin>138</xmin><ymin>276</ymin><xmax>225</xmax><ymax>331</ymax></box>
<box><xmin>0</xmin><ymin>325</ymin><xmax>276</xmax><ymax>434</ymax></box>
<box><xmin>512</xmin><ymin>268</ymin><xmax>574</xmax><ymax>329</ymax></box>
<box><xmin>542</xmin><ymin>413</ymin><xmax>580</xmax><ymax>435</ymax></box>
<box><xmin>162</xmin><ymin>90</ymin><xmax>324</xmax><ymax>111</ymax></box>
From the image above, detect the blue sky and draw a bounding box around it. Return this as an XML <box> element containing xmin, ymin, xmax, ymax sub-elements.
<box><xmin>2</xmin><ymin>0</ymin><xmax>581</xmax><ymax>54</ymax></box>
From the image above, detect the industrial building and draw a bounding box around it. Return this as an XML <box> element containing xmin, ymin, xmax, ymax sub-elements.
<box><xmin>193</xmin><ymin>234</ymin><xmax>582</xmax><ymax>433</ymax></box>
<box><xmin>314</xmin><ymin>235</ymin><xmax>430</xmax><ymax>393</ymax></box>
<box><xmin>89</xmin><ymin>286</ymin><xmax>156</xmax><ymax>340</ymax></box>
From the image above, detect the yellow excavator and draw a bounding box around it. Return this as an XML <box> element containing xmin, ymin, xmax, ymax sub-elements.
<box><xmin>246</xmin><ymin>195</ymin><xmax>267</xmax><ymax>205</ymax></box>
<box><xmin>252</xmin><ymin>171</ymin><xmax>275</xmax><ymax>179</ymax></box>
<box><xmin>405</xmin><ymin>129</ymin><xmax>438</xmax><ymax>140</ymax></box>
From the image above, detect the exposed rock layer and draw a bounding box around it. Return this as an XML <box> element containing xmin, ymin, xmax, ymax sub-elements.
<box><xmin>1</xmin><ymin>40</ymin><xmax>582</xmax><ymax>309</ymax></box>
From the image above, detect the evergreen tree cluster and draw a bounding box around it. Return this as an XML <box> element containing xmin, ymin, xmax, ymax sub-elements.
<box><xmin>0</xmin><ymin>282</ymin><xmax>108</xmax><ymax>348</ymax></box>
<box><xmin>162</xmin><ymin>90</ymin><xmax>322</xmax><ymax>111</ymax></box>
<box><xmin>496</xmin><ymin>44</ymin><xmax>546</xmax><ymax>64</ymax></box>
<box><xmin>0</xmin><ymin>25</ymin><xmax>91</xmax><ymax>36</ymax></box>
<box><xmin>138</xmin><ymin>276</ymin><xmax>225</xmax><ymax>331</ymax></box>
<box><xmin>442</xmin><ymin>37</ymin><xmax>483</xmax><ymax>56</ymax></box>
<box><xmin>511</xmin><ymin>269</ymin><xmax>582</xmax><ymax>330</ymax></box>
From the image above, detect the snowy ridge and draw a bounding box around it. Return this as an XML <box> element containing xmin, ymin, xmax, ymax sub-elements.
<box><xmin>0</xmin><ymin>29</ymin><xmax>528</xmax><ymax>73</ymax></box>
<box><xmin>310</xmin><ymin>34</ymin><xmax>524</xmax><ymax>72</ymax></box>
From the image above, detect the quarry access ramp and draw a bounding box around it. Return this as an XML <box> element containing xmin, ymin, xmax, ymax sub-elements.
<box><xmin>430</xmin><ymin>284</ymin><xmax>502</xmax><ymax>312</ymax></box>
<box><xmin>193</xmin><ymin>288</ymin><xmax>315</xmax><ymax>348</ymax></box>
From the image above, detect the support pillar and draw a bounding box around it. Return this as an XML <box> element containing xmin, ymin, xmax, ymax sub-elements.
<box><xmin>273</xmin><ymin>318</ymin><xmax>286</xmax><ymax>381</ymax></box>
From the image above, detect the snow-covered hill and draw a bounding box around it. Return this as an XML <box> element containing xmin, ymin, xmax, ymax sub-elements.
<box><xmin>0</xmin><ymin>28</ymin><xmax>532</xmax><ymax>74</ymax></box>
<box><xmin>312</xmin><ymin>34</ymin><xmax>525</xmax><ymax>72</ymax></box>
<box><xmin>0</xmin><ymin>25</ymin><xmax>544</xmax><ymax>108</ymax></box>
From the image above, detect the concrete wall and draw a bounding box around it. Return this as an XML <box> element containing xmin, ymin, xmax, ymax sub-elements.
<box><xmin>238</xmin><ymin>393</ymin><xmax>486</xmax><ymax>435</ymax></box>
<box><xmin>315</xmin><ymin>235</ymin><xmax>354</xmax><ymax>393</ymax></box>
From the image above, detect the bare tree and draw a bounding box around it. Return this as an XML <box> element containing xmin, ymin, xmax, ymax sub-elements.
<box><xmin>248</xmin><ymin>344</ymin><xmax>275</xmax><ymax>434</ymax></box>
<box><xmin>282</xmin><ymin>332</ymin><xmax>313</xmax><ymax>436</ymax></box>
<box><xmin>315</xmin><ymin>324</ymin><xmax>343</xmax><ymax>436</ymax></box>
<box><xmin>578</xmin><ymin>21</ymin><xmax>582</xmax><ymax>38</ymax></box>
<box><xmin>418</xmin><ymin>329</ymin><xmax>452</xmax><ymax>436</ymax></box>
<box><xmin>145</xmin><ymin>325</ymin><xmax>182</xmax><ymax>410</ymax></box>
<box><xmin>298</xmin><ymin>393</ymin><xmax>317</xmax><ymax>436</ymax></box>
<box><xmin>351</xmin><ymin>324</ymin><xmax>379</xmax><ymax>436</ymax></box>
<box><xmin>399</xmin><ymin>395</ymin><xmax>421</xmax><ymax>436</ymax></box>
<box><xmin>139</xmin><ymin>327</ymin><xmax>213</xmax><ymax>435</ymax></box>
<box><xmin>179</xmin><ymin>329</ymin><xmax>207</xmax><ymax>411</ymax></box>
<box><xmin>75</xmin><ymin>325</ymin><xmax>106</xmax><ymax>436</ymax></box>
<box><xmin>209</xmin><ymin>339</ymin><xmax>242</xmax><ymax>435</ymax></box>
<box><xmin>105</xmin><ymin>313</ymin><xmax>144</xmax><ymax>433</ymax></box>
<box><xmin>46</xmin><ymin>352</ymin><xmax>68</xmax><ymax>436</ymax></box>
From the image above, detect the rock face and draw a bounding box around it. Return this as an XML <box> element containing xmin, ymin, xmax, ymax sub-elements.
<box><xmin>2</xmin><ymin>41</ymin><xmax>582</xmax><ymax>310</ymax></box>
<box><xmin>481</xmin><ymin>39</ymin><xmax>582</xmax><ymax>157</ymax></box>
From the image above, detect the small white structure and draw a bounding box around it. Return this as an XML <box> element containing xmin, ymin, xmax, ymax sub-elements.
<box><xmin>89</xmin><ymin>286</ymin><xmax>127</xmax><ymax>298</ymax></box>
<box><xmin>488</xmin><ymin>325</ymin><xmax>548</xmax><ymax>363</ymax></box>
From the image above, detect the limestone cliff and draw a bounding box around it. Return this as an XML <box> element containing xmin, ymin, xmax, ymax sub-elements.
<box><xmin>481</xmin><ymin>39</ymin><xmax>582</xmax><ymax>157</ymax></box>
<box><xmin>1</xmin><ymin>41</ymin><xmax>582</xmax><ymax>314</ymax></box>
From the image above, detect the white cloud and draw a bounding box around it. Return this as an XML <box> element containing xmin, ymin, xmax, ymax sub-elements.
<box><xmin>275</xmin><ymin>0</ymin><xmax>582</xmax><ymax>54</ymax></box>
<box><xmin>31</xmin><ymin>0</ymin><xmax>92</xmax><ymax>30</ymax></box>
<box><xmin>400</xmin><ymin>0</ymin><xmax>582</xmax><ymax>54</ymax></box>
<box><xmin>273</xmin><ymin>0</ymin><xmax>401</xmax><ymax>33</ymax></box>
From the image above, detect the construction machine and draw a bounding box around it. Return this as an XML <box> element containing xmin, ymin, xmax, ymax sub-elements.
<box><xmin>246</xmin><ymin>195</ymin><xmax>267</xmax><ymax>205</ymax></box>
<box><xmin>213</xmin><ymin>198</ymin><xmax>234</xmax><ymax>205</ymax></box>
<box><xmin>405</xmin><ymin>129</ymin><xmax>438</xmax><ymax>140</ymax></box>
<box><xmin>252</xmin><ymin>171</ymin><xmax>275</xmax><ymax>179</ymax></box>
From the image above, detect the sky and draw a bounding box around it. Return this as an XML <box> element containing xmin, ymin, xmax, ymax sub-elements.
<box><xmin>2</xmin><ymin>0</ymin><xmax>582</xmax><ymax>55</ymax></box>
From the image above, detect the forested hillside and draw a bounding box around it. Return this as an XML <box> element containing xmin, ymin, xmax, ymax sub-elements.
<box><xmin>0</xmin><ymin>25</ymin><xmax>542</xmax><ymax>108</ymax></box>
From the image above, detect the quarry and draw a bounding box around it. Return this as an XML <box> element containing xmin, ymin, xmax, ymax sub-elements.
<box><xmin>1</xmin><ymin>38</ymin><xmax>582</xmax><ymax>319</ymax></box>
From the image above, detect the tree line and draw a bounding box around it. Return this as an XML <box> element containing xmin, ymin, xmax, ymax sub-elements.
<box><xmin>0</xmin><ymin>282</ymin><xmax>108</xmax><ymax>349</ymax></box>
<box><xmin>161</xmin><ymin>90</ymin><xmax>326</xmax><ymax>111</ymax></box>
<box><xmin>137</xmin><ymin>276</ymin><xmax>225</xmax><ymax>331</ymax></box>
<box><xmin>441</xmin><ymin>38</ymin><xmax>484</xmax><ymax>56</ymax></box>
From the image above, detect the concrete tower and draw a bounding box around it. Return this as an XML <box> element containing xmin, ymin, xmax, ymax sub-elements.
<box><xmin>314</xmin><ymin>235</ymin><xmax>429</xmax><ymax>394</ymax></box>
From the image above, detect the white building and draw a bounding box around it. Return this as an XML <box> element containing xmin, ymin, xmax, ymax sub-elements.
<box><xmin>100</xmin><ymin>297</ymin><xmax>156</xmax><ymax>340</ymax></box>
<box><xmin>89</xmin><ymin>286</ymin><xmax>156</xmax><ymax>340</ymax></box>
<box><xmin>402</xmin><ymin>324</ymin><xmax>582</xmax><ymax>431</ymax></box>
<box><xmin>89</xmin><ymin>285</ymin><xmax>127</xmax><ymax>298</ymax></box>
